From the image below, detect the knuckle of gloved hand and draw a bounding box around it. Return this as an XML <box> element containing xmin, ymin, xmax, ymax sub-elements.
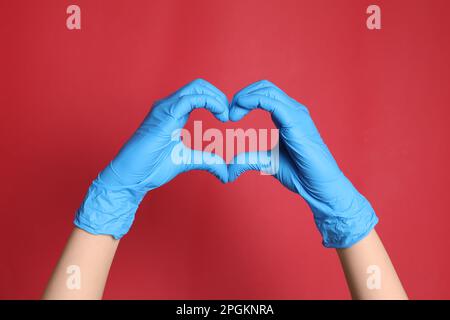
<box><xmin>267</xmin><ymin>88</ymin><xmax>280</xmax><ymax>98</ymax></box>
<box><xmin>191</xmin><ymin>78</ymin><xmax>207</xmax><ymax>87</ymax></box>
<box><xmin>303</xmin><ymin>106</ymin><xmax>311</xmax><ymax>115</ymax></box>
<box><xmin>178</xmin><ymin>79</ymin><xmax>203</xmax><ymax>96</ymax></box>
<box><xmin>167</xmin><ymin>100</ymin><xmax>180</xmax><ymax>118</ymax></box>
<box><xmin>259</xmin><ymin>79</ymin><xmax>273</xmax><ymax>86</ymax></box>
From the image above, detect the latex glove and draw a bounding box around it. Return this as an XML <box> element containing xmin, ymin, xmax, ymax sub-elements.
<box><xmin>75</xmin><ymin>79</ymin><xmax>229</xmax><ymax>239</ymax></box>
<box><xmin>227</xmin><ymin>80</ymin><xmax>378</xmax><ymax>248</ymax></box>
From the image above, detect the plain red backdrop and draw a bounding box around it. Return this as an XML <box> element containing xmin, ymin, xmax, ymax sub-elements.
<box><xmin>1</xmin><ymin>0</ymin><xmax>449</xmax><ymax>299</ymax></box>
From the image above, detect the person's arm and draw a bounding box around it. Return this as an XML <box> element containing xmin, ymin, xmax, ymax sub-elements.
<box><xmin>43</xmin><ymin>228</ymin><xmax>119</xmax><ymax>299</ymax></box>
<box><xmin>43</xmin><ymin>79</ymin><xmax>228</xmax><ymax>299</ymax></box>
<box><xmin>337</xmin><ymin>229</ymin><xmax>407</xmax><ymax>300</ymax></box>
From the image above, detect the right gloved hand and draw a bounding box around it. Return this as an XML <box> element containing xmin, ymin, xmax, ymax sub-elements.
<box><xmin>227</xmin><ymin>80</ymin><xmax>378</xmax><ymax>248</ymax></box>
<box><xmin>75</xmin><ymin>79</ymin><xmax>229</xmax><ymax>239</ymax></box>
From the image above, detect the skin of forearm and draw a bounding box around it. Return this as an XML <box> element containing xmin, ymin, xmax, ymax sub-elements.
<box><xmin>336</xmin><ymin>229</ymin><xmax>407</xmax><ymax>300</ymax></box>
<box><xmin>42</xmin><ymin>228</ymin><xmax>119</xmax><ymax>300</ymax></box>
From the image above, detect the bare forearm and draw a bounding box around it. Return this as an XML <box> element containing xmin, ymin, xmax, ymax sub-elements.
<box><xmin>42</xmin><ymin>228</ymin><xmax>119</xmax><ymax>300</ymax></box>
<box><xmin>336</xmin><ymin>229</ymin><xmax>407</xmax><ymax>300</ymax></box>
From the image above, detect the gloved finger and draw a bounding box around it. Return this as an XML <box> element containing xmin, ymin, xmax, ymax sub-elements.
<box><xmin>228</xmin><ymin>151</ymin><xmax>274</xmax><ymax>183</ymax></box>
<box><xmin>231</xmin><ymin>94</ymin><xmax>292</xmax><ymax>126</ymax></box>
<box><xmin>245</xmin><ymin>86</ymin><xmax>300</xmax><ymax>109</ymax></box>
<box><xmin>230</xmin><ymin>80</ymin><xmax>275</xmax><ymax>105</ymax></box>
<box><xmin>227</xmin><ymin>106</ymin><xmax>249</xmax><ymax>122</ymax></box>
<box><xmin>230</xmin><ymin>80</ymin><xmax>309</xmax><ymax>123</ymax></box>
<box><xmin>182</xmin><ymin>148</ymin><xmax>229</xmax><ymax>183</ymax></box>
<box><xmin>170</xmin><ymin>94</ymin><xmax>228</xmax><ymax>122</ymax></box>
<box><xmin>181</xmin><ymin>83</ymin><xmax>229</xmax><ymax>121</ymax></box>
<box><xmin>175</xmin><ymin>79</ymin><xmax>229</xmax><ymax>109</ymax></box>
<box><xmin>229</xmin><ymin>81</ymin><xmax>267</xmax><ymax>121</ymax></box>
<box><xmin>157</xmin><ymin>86</ymin><xmax>229</xmax><ymax>121</ymax></box>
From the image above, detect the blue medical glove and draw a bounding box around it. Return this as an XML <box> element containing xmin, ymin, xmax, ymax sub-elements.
<box><xmin>75</xmin><ymin>79</ymin><xmax>229</xmax><ymax>239</ymax></box>
<box><xmin>227</xmin><ymin>80</ymin><xmax>378</xmax><ymax>248</ymax></box>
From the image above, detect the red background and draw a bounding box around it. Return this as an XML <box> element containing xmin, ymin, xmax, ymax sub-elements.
<box><xmin>1</xmin><ymin>0</ymin><xmax>449</xmax><ymax>299</ymax></box>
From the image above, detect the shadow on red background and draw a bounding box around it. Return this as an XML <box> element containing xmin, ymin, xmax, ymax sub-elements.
<box><xmin>1</xmin><ymin>0</ymin><xmax>449</xmax><ymax>299</ymax></box>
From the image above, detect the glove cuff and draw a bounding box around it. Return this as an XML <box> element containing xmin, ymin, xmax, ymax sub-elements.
<box><xmin>74</xmin><ymin>178</ymin><xmax>148</xmax><ymax>239</ymax></box>
<box><xmin>314</xmin><ymin>193</ymin><xmax>379</xmax><ymax>248</ymax></box>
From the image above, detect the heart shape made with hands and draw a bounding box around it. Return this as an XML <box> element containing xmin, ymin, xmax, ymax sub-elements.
<box><xmin>101</xmin><ymin>77</ymin><xmax>322</xmax><ymax>193</ymax></box>
<box><xmin>166</xmin><ymin>78</ymin><xmax>287</xmax><ymax>185</ymax></box>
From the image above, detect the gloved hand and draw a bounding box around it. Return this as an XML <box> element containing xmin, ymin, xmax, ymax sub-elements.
<box><xmin>227</xmin><ymin>80</ymin><xmax>378</xmax><ymax>248</ymax></box>
<box><xmin>75</xmin><ymin>79</ymin><xmax>229</xmax><ymax>239</ymax></box>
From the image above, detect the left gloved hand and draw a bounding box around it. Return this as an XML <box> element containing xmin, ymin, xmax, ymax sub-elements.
<box><xmin>75</xmin><ymin>79</ymin><xmax>229</xmax><ymax>239</ymax></box>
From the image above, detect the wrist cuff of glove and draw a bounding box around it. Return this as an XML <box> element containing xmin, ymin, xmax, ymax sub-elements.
<box><xmin>74</xmin><ymin>178</ymin><xmax>148</xmax><ymax>239</ymax></box>
<box><xmin>315</xmin><ymin>194</ymin><xmax>379</xmax><ymax>249</ymax></box>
